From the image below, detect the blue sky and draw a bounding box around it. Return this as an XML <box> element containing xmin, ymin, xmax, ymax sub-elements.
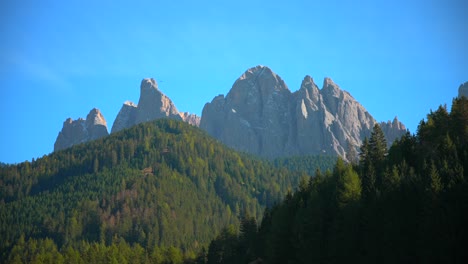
<box><xmin>1</xmin><ymin>0</ymin><xmax>467</xmax><ymax>164</ymax></box>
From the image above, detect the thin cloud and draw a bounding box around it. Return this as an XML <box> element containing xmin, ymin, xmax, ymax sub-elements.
<box><xmin>2</xmin><ymin>52</ymin><xmax>73</xmax><ymax>92</ymax></box>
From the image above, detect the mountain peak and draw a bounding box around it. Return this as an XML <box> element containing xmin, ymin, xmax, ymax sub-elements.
<box><xmin>86</xmin><ymin>108</ymin><xmax>107</xmax><ymax>127</ymax></box>
<box><xmin>298</xmin><ymin>75</ymin><xmax>320</xmax><ymax>102</ymax></box>
<box><xmin>239</xmin><ymin>65</ymin><xmax>276</xmax><ymax>81</ymax></box>
<box><xmin>111</xmin><ymin>77</ymin><xmax>200</xmax><ymax>134</ymax></box>
<box><xmin>54</xmin><ymin>108</ymin><xmax>109</xmax><ymax>151</ymax></box>
<box><xmin>459</xmin><ymin>81</ymin><xmax>468</xmax><ymax>98</ymax></box>
<box><xmin>201</xmin><ymin>70</ymin><xmax>407</xmax><ymax>159</ymax></box>
<box><xmin>232</xmin><ymin>65</ymin><xmax>289</xmax><ymax>96</ymax></box>
<box><xmin>322</xmin><ymin>77</ymin><xmax>339</xmax><ymax>90</ymax></box>
<box><xmin>141</xmin><ymin>78</ymin><xmax>158</xmax><ymax>91</ymax></box>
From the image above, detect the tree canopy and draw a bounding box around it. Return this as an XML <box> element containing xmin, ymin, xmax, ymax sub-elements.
<box><xmin>203</xmin><ymin>97</ymin><xmax>468</xmax><ymax>264</ymax></box>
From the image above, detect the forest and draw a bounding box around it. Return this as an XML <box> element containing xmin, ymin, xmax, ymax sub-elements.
<box><xmin>203</xmin><ymin>97</ymin><xmax>468</xmax><ymax>264</ymax></box>
<box><xmin>2</xmin><ymin>97</ymin><xmax>467</xmax><ymax>263</ymax></box>
<box><xmin>0</xmin><ymin>118</ymin><xmax>334</xmax><ymax>263</ymax></box>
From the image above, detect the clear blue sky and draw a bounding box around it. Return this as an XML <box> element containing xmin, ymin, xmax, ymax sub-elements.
<box><xmin>1</xmin><ymin>0</ymin><xmax>467</xmax><ymax>164</ymax></box>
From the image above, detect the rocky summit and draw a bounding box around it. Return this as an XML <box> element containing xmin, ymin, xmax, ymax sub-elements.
<box><xmin>200</xmin><ymin>65</ymin><xmax>407</xmax><ymax>159</ymax></box>
<box><xmin>459</xmin><ymin>82</ymin><xmax>468</xmax><ymax>98</ymax></box>
<box><xmin>111</xmin><ymin>78</ymin><xmax>200</xmax><ymax>133</ymax></box>
<box><xmin>54</xmin><ymin>108</ymin><xmax>109</xmax><ymax>151</ymax></box>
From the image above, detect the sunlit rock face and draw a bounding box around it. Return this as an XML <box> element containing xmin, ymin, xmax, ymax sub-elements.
<box><xmin>201</xmin><ymin>65</ymin><xmax>407</xmax><ymax>159</ymax></box>
<box><xmin>54</xmin><ymin>108</ymin><xmax>109</xmax><ymax>151</ymax></box>
<box><xmin>111</xmin><ymin>78</ymin><xmax>199</xmax><ymax>134</ymax></box>
<box><xmin>459</xmin><ymin>82</ymin><xmax>468</xmax><ymax>98</ymax></box>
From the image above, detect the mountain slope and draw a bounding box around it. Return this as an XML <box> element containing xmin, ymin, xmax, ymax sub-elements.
<box><xmin>200</xmin><ymin>65</ymin><xmax>407</xmax><ymax>159</ymax></box>
<box><xmin>111</xmin><ymin>78</ymin><xmax>200</xmax><ymax>133</ymax></box>
<box><xmin>0</xmin><ymin>119</ymin><xmax>332</xmax><ymax>260</ymax></box>
<box><xmin>204</xmin><ymin>96</ymin><xmax>468</xmax><ymax>264</ymax></box>
<box><xmin>54</xmin><ymin>108</ymin><xmax>109</xmax><ymax>151</ymax></box>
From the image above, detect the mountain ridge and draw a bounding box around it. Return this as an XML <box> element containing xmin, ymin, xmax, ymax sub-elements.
<box><xmin>200</xmin><ymin>65</ymin><xmax>407</xmax><ymax>159</ymax></box>
<box><xmin>54</xmin><ymin>108</ymin><xmax>109</xmax><ymax>152</ymax></box>
<box><xmin>54</xmin><ymin>66</ymin><xmax>406</xmax><ymax>158</ymax></box>
<box><xmin>2</xmin><ymin>119</ymin><xmax>333</xmax><ymax>258</ymax></box>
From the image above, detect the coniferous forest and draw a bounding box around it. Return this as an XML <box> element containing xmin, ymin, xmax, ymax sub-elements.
<box><xmin>204</xmin><ymin>97</ymin><xmax>468</xmax><ymax>264</ymax></box>
<box><xmin>1</xmin><ymin>97</ymin><xmax>467</xmax><ymax>263</ymax></box>
<box><xmin>0</xmin><ymin>118</ymin><xmax>334</xmax><ymax>263</ymax></box>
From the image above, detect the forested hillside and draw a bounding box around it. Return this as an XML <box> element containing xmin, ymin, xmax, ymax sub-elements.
<box><xmin>204</xmin><ymin>97</ymin><xmax>468</xmax><ymax>264</ymax></box>
<box><xmin>0</xmin><ymin>119</ymin><xmax>334</xmax><ymax>263</ymax></box>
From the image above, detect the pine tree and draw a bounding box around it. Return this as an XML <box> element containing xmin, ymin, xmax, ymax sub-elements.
<box><xmin>359</xmin><ymin>137</ymin><xmax>371</xmax><ymax>169</ymax></box>
<box><xmin>369</xmin><ymin>124</ymin><xmax>387</xmax><ymax>167</ymax></box>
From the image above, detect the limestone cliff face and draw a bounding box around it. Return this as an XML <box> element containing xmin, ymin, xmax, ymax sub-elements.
<box><xmin>201</xmin><ymin>66</ymin><xmax>292</xmax><ymax>157</ymax></box>
<box><xmin>54</xmin><ymin>108</ymin><xmax>109</xmax><ymax>151</ymax></box>
<box><xmin>380</xmin><ymin>117</ymin><xmax>407</xmax><ymax>146</ymax></box>
<box><xmin>111</xmin><ymin>101</ymin><xmax>137</xmax><ymax>134</ymax></box>
<box><xmin>200</xmin><ymin>66</ymin><xmax>407</xmax><ymax>159</ymax></box>
<box><xmin>111</xmin><ymin>78</ymin><xmax>200</xmax><ymax>133</ymax></box>
<box><xmin>288</xmin><ymin>76</ymin><xmax>377</xmax><ymax>157</ymax></box>
<box><xmin>459</xmin><ymin>82</ymin><xmax>468</xmax><ymax>98</ymax></box>
<box><xmin>180</xmin><ymin>112</ymin><xmax>201</xmax><ymax>127</ymax></box>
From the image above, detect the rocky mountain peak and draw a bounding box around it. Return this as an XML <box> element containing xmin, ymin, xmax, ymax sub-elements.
<box><xmin>239</xmin><ymin>65</ymin><xmax>270</xmax><ymax>79</ymax></box>
<box><xmin>322</xmin><ymin>77</ymin><xmax>341</xmax><ymax>95</ymax></box>
<box><xmin>232</xmin><ymin>65</ymin><xmax>289</xmax><ymax>96</ymax></box>
<box><xmin>459</xmin><ymin>82</ymin><xmax>468</xmax><ymax>98</ymax></box>
<box><xmin>380</xmin><ymin>116</ymin><xmax>407</xmax><ymax>145</ymax></box>
<box><xmin>200</xmin><ymin>66</ymin><xmax>407</xmax><ymax>159</ymax></box>
<box><xmin>180</xmin><ymin>112</ymin><xmax>201</xmax><ymax>127</ymax></box>
<box><xmin>299</xmin><ymin>75</ymin><xmax>320</xmax><ymax>102</ymax></box>
<box><xmin>201</xmin><ymin>66</ymin><xmax>293</xmax><ymax>157</ymax></box>
<box><xmin>140</xmin><ymin>78</ymin><xmax>158</xmax><ymax>93</ymax></box>
<box><xmin>85</xmin><ymin>108</ymin><xmax>107</xmax><ymax>128</ymax></box>
<box><xmin>54</xmin><ymin>108</ymin><xmax>109</xmax><ymax>152</ymax></box>
<box><xmin>111</xmin><ymin>78</ymin><xmax>200</xmax><ymax>134</ymax></box>
<box><xmin>136</xmin><ymin>78</ymin><xmax>180</xmax><ymax>124</ymax></box>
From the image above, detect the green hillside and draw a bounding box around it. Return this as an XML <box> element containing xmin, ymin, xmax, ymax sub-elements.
<box><xmin>0</xmin><ymin>119</ymin><xmax>335</xmax><ymax>262</ymax></box>
<box><xmin>204</xmin><ymin>97</ymin><xmax>468</xmax><ymax>264</ymax></box>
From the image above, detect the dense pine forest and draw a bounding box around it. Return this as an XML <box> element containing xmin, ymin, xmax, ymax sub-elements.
<box><xmin>1</xmin><ymin>97</ymin><xmax>467</xmax><ymax>263</ymax></box>
<box><xmin>0</xmin><ymin>119</ymin><xmax>335</xmax><ymax>263</ymax></box>
<box><xmin>204</xmin><ymin>97</ymin><xmax>468</xmax><ymax>264</ymax></box>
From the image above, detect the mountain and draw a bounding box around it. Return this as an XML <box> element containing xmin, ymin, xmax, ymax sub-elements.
<box><xmin>54</xmin><ymin>78</ymin><xmax>200</xmax><ymax>152</ymax></box>
<box><xmin>54</xmin><ymin>108</ymin><xmax>109</xmax><ymax>151</ymax></box>
<box><xmin>111</xmin><ymin>78</ymin><xmax>200</xmax><ymax>133</ymax></box>
<box><xmin>379</xmin><ymin>116</ymin><xmax>407</xmax><ymax>144</ymax></box>
<box><xmin>203</xmin><ymin>96</ymin><xmax>468</xmax><ymax>264</ymax></box>
<box><xmin>200</xmin><ymin>65</ymin><xmax>407</xmax><ymax>159</ymax></box>
<box><xmin>459</xmin><ymin>81</ymin><xmax>468</xmax><ymax>98</ymax></box>
<box><xmin>1</xmin><ymin>119</ymin><xmax>334</xmax><ymax>261</ymax></box>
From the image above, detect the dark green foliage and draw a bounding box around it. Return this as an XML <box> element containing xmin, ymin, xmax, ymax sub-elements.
<box><xmin>206</xmin><ymin>97</ymin><xmax>468</xmax><ymax>263</ymax></box>
<box><xmin>273</xmin><ymin>155</ymin><xmax>335</xmax><ymax>176</ymax></box>
<box><xmin>0</xmin><ymin>119</ymin><xmax>318</xmax><ymax>261</ymax></box>
<box><xmin>6</xmin><ymin>236</ymin><xmax>189</xmax><ymax>264</ymax></box>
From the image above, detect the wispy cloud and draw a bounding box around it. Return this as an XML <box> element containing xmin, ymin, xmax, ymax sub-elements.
<box><xmin>1</xmin><ymin>52</ymin><xmax>73</xmax><ymax>93</ymax></box>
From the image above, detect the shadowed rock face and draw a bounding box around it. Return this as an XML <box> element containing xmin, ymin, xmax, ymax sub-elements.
<box><xmin>111</xmin><ymin>78</ymin><xmax>200</xmax><ymax>133</ymax></box>
<box><xmin>54</xmin><ymin>108</ymin><xmax>109</xmax><ymax>151</ymax></box>
<box><xmin>200</xmin><ymin>65</ymin><xmax>407</xmax><ymax>159</ymax></box>
<box><xmin>459</xmin><ymin>82</ymin><xmax>468</xmax><ymax>98</ymax></box>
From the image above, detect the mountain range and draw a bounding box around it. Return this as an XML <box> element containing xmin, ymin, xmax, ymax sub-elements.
<box><xmin>55</xmin><ymin>66</ymin><xmax>407</xmax><ymax>158</ymax></box>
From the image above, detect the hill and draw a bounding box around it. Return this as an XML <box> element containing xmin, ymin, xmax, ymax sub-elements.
<box><xmin>0</xmin><ymin>119</ymin><xmax>334</xmax><ymax>262</ymax></box>
<box><xmin>203</xmin><ymin>97</ymin><xmax>468</xmax><ymax>264</ymax></box>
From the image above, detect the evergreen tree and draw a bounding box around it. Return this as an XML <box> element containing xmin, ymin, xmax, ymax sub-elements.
<box><xmin>368</xmin><ymin>123</ymin><xmax>387</xmax><ymax>168</ymax></box>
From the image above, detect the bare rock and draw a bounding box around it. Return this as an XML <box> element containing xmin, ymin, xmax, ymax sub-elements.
<box><xmin>111</xmin><ymin>101</ymin><xmax>137</xmax><ymax>133</ymax></box>
<box><xmin>111</xmin><ymin>78</ymin><xmax>200</xmax><ymax>133</ymax></box>
<box><xmin>200</xmin><ymin>66</ymin><xmax>407</xmax><ymax>160</ymax></box>
<box><xmin>180</xmin><ymin>112</ymin><xmax>201</xmax><ymax>126</ymax></box>
<box><xmin>459</xmin><ymin>82</ymin><xmax>468</xmax><ymax>98</ymax></box>
<box><xmin>201</xmin><ymin>65</ymin><xmax>293</xmax><ymax>158</ymax></box>
<box><xmin>380</xmin><ymin>117</ymin><xmax>407</xmax><ymax>145</ymax></box>
<box><xmin>54</xmin><ymin>108</ymin><xmax>109</xmax><ymax>151</ymax></box>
